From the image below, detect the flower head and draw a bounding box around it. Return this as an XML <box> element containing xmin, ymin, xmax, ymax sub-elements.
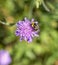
<box><xmin>0</xmin><ymin>50</ymin><xmax>12</xmax><ymax>65</ymax></box>
<box><xmin>15</xmin><ymin>17</ymin><xmax>39</xmax><ymax>43</ymax></box>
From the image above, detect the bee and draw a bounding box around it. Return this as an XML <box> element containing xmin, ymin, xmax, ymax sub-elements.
<box><xmin>31</xmin><ymin>21</ymin><xmax>39</xmax><ymax>30</ymax></box>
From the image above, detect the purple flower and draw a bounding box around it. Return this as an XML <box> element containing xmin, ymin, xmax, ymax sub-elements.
<box><xmin>15</xmin><ymin>17</ymin><xmax>39</xmax><ymax>43</ymax></box>
<box><xmin>0</xmin><ymin>50</ymin><xmax>12</xmax><ymax>65</ymax></box>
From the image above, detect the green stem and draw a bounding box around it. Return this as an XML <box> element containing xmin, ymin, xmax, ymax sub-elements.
<box><xmin>42</xmin><ymin>0</ymin><xmax>50</xmax><ymax>12</ymax></box>
<box><xmin>0</xmin><ymin>21</ymin><xmax>15</xmax><ymax>26</ymax></box>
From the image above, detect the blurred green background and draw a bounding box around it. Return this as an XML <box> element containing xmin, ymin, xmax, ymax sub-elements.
<box><xmin>0</xmin><ymin>0</ymin><xmax>58</xmax><ymax>65</ymax></box>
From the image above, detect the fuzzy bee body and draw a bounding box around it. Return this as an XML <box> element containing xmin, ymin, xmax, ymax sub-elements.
<box><xmin>31</xmin><ymin>22</ymin><xmax>39</xmax><ymax>30</ymax></box>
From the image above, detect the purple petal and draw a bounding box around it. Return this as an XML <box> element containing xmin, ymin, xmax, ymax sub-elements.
<box><xmin>32</xmin><ymin>32</ymin><xmax>39</xmax><ymax>37</ymax></box>
<box><xmin>24</xmin><ymin>17</ymin><xmax>27</xmax><ymax>20</ymax></box>
<box><xmin>27</xmin><ymin>37</ymin><xmax>32</xmax><ymax>43</ymax></box>
<box><xmin>15</xmin><ymin>30</ymin><xmax>20</xmax><ymax>36</ymax></box>
<box><xmin>16</xmin><ymin>21</ymin><xmax>21</xmax><ymax>26</ymax></box>
<box><xmin>35</xmin><ymin>21</ymin><xmax>38</xmax><ymax>24</ymax></box>
<box><xmin>31</xmin><ymin>18</ymin><xmax>34</xmax><ymax>22</ymax></box>
<box><xmin>24</xmin><ymin>37</ymin><xmax>27</xmax><ymax>41</ymax></box>
<box><xmin>20</xmin><ymin>37</ymin><xmax>23</xmax><ymax>41</ymax></box>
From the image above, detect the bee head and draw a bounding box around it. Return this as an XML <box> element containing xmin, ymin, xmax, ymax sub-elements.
<box><xmin>31</xmin><ymin>22</ymin><xmax>35</xmax><ymax>27</ymax></box>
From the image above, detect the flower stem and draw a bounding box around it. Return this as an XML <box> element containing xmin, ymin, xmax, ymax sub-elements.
<box><xmin>42</xmin><ymin>0</ymin><xmax>50</xmax><ymax>12</ymax></box>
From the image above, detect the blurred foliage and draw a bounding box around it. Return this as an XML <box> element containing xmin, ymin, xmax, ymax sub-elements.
<box><xmin>0</xmin><ymin>0</ymin><xmax>58</xmax><ymax>65</ymax></box>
